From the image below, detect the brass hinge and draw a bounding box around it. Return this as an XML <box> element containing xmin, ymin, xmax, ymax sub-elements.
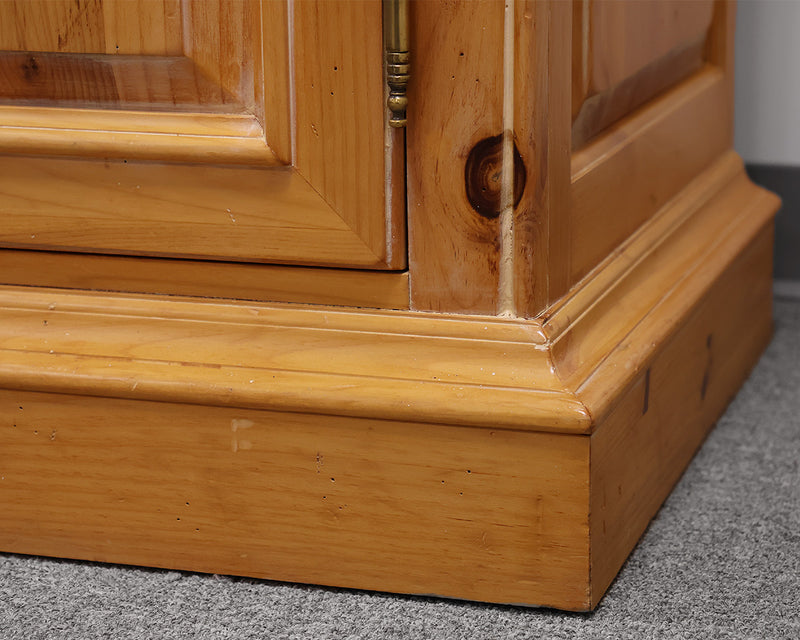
<box><xmin>383</xmin><ymin>0</ymin><xmax>409</xmax><ymax>128</ymax></box>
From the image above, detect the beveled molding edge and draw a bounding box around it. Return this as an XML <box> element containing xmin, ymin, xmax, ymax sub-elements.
<box><xmin>545</xmin><ymin>151</ymin><xmax>779</xmax><ymax>423</ymax></box>
<box><xmin>0</xmin><ymin>152</ymin><xmax>778</xmax><ymax>436</ymax></box>
<box><xmin>0</xmin><ymin>105</ymin><xmax>280</xmax><ymax>166</ymax></box>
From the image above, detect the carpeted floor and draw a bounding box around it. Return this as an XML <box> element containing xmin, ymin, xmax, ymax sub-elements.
<box><xmin>1</xmin><ymin>299</ymin><xmax>798</xmax><ymax>639</ymax></box>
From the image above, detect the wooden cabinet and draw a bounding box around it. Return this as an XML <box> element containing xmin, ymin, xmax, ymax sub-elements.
<box><xmin>0</xmin><ymin>0</ymin><xmax>779</xmax><ymax>611</ymax></box>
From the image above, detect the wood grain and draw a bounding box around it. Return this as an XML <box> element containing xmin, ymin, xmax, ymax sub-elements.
<box><xmin>101</xmin><ymin>0</ymin><xmax>183</xmax><ymax>55</ymax></box>
<box><xmin>547</xmin><ymin>154</ymin><xmax>779</xmax><ymax>409</ymax></box>
<box><xmin>259</xmin><ymin>0</ymin><xmax>292</xmax><ymax>163</ymax></box>
<box><xmin>0</xmin><ymin>0</ymin><xmax>401</xmax><ymax>270</ymax></box>
<box><xmin>0</xmin><ymin>1</ymin><xmax>780</xmax><ymax>611</ymax></box>
<box><xmin>589</xmin><ymin>224</ymin><xmax>774</xmax><ymax>607</ymax></box>
<box><xmin>572</xmin><ymin>0</ymin><xmax>714</xmax><ymax>146</ymax></box>
<box><xmin>0</xmin><ymin>146</ymin><xmax>778</xmax><ymax>611</ymax></box>
<box><xmin>182</xmin><ymin>0</ymin><xmax>258</xmax><ymax>110</ymax></box>
<box><xmin>0</xmin><ymin>0</ymin><xmax>107</xmax><ymax>53</ymax></box>
<box><xmin>574</xmin><ymin>171</ymin><xmax>777</xmax><ymax>419</ymax></box>
<box><xmin>0</xmin><ymin>250</ymin><xmax>410</xmax><ymax>309</ymax></box>
<box><xmin>0</xmin><ymin>155</ymin><xmax>386</xmax><ymax>267</ymax></box>
<box><xmin>512</xmin><ymin>0</ymin><xmax>572</xmax><ymax>316</ymax></box>
<box><xmin>0</xmin><ymin>390</ymin><xmax>590</xmax><ymax>609</ymax></box>
<box><xmin>569</xmin><ymin>67</ymin><xmax>729</xmax><ymax>286</ymax></box>
<box><xmin>0</xmin><ymin>158</ymin><xmax>777</xmax><ymax>609</ymax></box>
<box><xmin>547</xmin><ymin>152</ymin><xmax>746</xmax><ymax>384</ymax></box>
<box><xmin>0</xmin><ymin>0</ymin><xmax>182</xmax><ymax>55</ymax></box>
<box><xmin>292</xmin><ymin>0</ymin><xmax>388</xmax><ymax>260</ymax></box>
<box><xmin>0</xmin><ymin>104</ymin><xmax>278</xmax><ymax>165</ymax></box>
<box><xmin>0</xmin><ymin>52</ymin><xmax>243</xmax><ymax>111</ymax></box>
<box><xmin>407</xmin><ymin>0</ymin><xmax>505</xmax><ymax>313</ymax></box>
<box><xmin>705</xmin><ymin>0</ymin><xmax>736</xmax><ymax>147</ymax></box>
<box><xmin>0</xmin><ymin>285</ymin><xmax>587</xmax><ymax>434</ymax></box>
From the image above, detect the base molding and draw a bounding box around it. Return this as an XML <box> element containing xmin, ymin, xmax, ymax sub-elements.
<box><xmin>0</xmin><ymin>155</ymin><xmax>779</xmax><ymax>610</ymax></box>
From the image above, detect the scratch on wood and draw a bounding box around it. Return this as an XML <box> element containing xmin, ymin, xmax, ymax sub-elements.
<box><xmin>231</xmin><ymin>418</ymin><xmax>254</xmax><ymax>453</ymax></box>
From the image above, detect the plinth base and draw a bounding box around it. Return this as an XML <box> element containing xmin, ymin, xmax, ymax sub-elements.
<box><xmin>0</xmin><ymin>153</ymin><xmax>778</xmax><ymax>610</ymax></box>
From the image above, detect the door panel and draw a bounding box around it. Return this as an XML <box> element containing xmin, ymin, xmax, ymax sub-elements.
<box><xmin>572</xmin><ymin>0</ymin><xmax>714</xmax><ymax>148</ymax></box>
<box><xmin>0</xmin><ymin>0</ymin><xmax>184</xmax><ymax>55</ymax></box>
<box><xmin>0</xmin><ymin>0</ymin><xmax>404</xmax><ymax>270</ymax></box>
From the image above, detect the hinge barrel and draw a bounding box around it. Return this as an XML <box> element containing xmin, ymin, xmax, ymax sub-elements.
<box><xmin>384</xmin><ymin>0</ymin><xmax>409</xmax><ymax>128</ymax></box>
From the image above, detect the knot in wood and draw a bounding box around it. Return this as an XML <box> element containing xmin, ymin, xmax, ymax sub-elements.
<box><xmin>464</xmin><ymin>133</ymin><xmax>526</xmax><ymax>219</ymax></box>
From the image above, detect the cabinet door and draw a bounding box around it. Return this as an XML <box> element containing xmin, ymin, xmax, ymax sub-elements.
<box><xmin>0</xmin><ymin>0</ymin><xmax>404</xmax><ymax>270</ymax></box>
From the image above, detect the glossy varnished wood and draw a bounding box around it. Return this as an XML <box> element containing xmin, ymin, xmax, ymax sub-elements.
<box><xmin>0</xmin><ymin>286</ymin><xmax>586</xmax><ymax>434</ymax></box>
<box><xmin>589</xmin><ymin>224</ymin><xmax>773</xmax><ymax>606</ymax></box>
<box><xmin>0</xmin><ymin>52</ymin><xmax>243</xmax><ymax>111</ymax></box>
<box><xmin>182</xmin><ymin>0</ymin><xmax>258</xmax><ymax>110</ymax></box>
<box><xmin>0</xmin><ymin>104</ymin><xmax>276</xmax><ymax>165</ymax></box>
<box><xmin>0</xmin><ymin>150</ymin><xmax>779</xmax><ymax>609</ymax></box>
<box><xmin>407</xmin><ymin>0</ymin><xmax>505</xmax><ymax>313</ymax></box>
<box><xmin>569</xmin><ymin>68</ymin><xmax>730</xmax><ymax>286</ymax></box>
<box><xmin>0</xmin><ymin>156</ymin><xmax>393</xmax><ymax>266</ymax></box>
<box><xmin>0</xmin><ymin>0</ymin><xmax>780</xmax><ymax>612</ymax></box>
<box><xmin>0</xmin><ymin>0</ymin><xmax>403</xmax><ymax>270</ymax></box>
<box><xmin>293</xmin><ymin>0</ymin><xmax>394</xmax><ymax>262</ymax></box>
<box><xmin>259</xmin><ymin>0</ymin><xmax>292</xmax><ymax>163</ymax></box>
<box><xmin>0</xmin><ymin>250</ymin><xmax>410</xmax><ymax>309</ymax></box>
<box><xmin>512</xmin><ymin>0</ymin><xmax>572</xmax><ymax>315</ymax></box>
<box><xmin>409</xmin><ymin>0</ymin><xmax>738</xmax><ymax>315</ymax></box>
<box><xmin>0</xmin><ymin>391</ymin><xmax>591</xmax><ymax>609</ymax></box>
<box><xmin>571</xmin><ymin>0</ymin><xmax>714</xmax><ymax>147</ymax></box>
<box><xmin>0</xmin><ymin>0</ymin><xmax>183</xmax><ymax>55</ymax></box>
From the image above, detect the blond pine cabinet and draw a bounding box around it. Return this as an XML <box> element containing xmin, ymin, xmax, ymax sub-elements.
<box><xmin>0</xmin><ymin>0</ymin><xmax>778</xmax><ymax>611</ymax></box>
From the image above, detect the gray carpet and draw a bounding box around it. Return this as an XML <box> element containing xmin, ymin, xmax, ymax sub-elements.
<box><xmin>2</xmin><ymin>299</ymin><xmax>799</xmax><ymax>639</ymax></box>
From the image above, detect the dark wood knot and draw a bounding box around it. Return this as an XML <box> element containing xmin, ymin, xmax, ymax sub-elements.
<box><xmin>464</xmin><ymin>133</ymin><xmax>526</xmax><ymax>218</ymax></box>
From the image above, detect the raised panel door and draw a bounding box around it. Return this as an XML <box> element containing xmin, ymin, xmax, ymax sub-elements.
<box><xmin>0</xmin><ymin>0</ymin><xmax>405</xmax><ymax>270</ymax></box>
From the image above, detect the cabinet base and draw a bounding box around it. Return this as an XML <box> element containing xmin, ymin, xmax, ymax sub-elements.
<box><xmin>0</xmin><ymin>154</ymin><xmax>778</xmax><ymax>610</ymax></box>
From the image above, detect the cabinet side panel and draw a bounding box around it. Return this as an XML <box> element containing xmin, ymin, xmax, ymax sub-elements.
<box><xmin>590</xmin><ymin>223</ymin><xmax>773</xmax><ymax>607</ymax></box>
<box><xmin>567</xmin><ymin>5</ymin><xmax>734</xmax><ymax>291</ymax></box>
<box><xmin>572</xmin><ymin>0</ymin><xmax>714</xmax><ymax>148</ymax></box>
<box><xmin>0</xmin><ymin>393</ymin><xmax>590</xmax><ymax>610</ymax></box>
